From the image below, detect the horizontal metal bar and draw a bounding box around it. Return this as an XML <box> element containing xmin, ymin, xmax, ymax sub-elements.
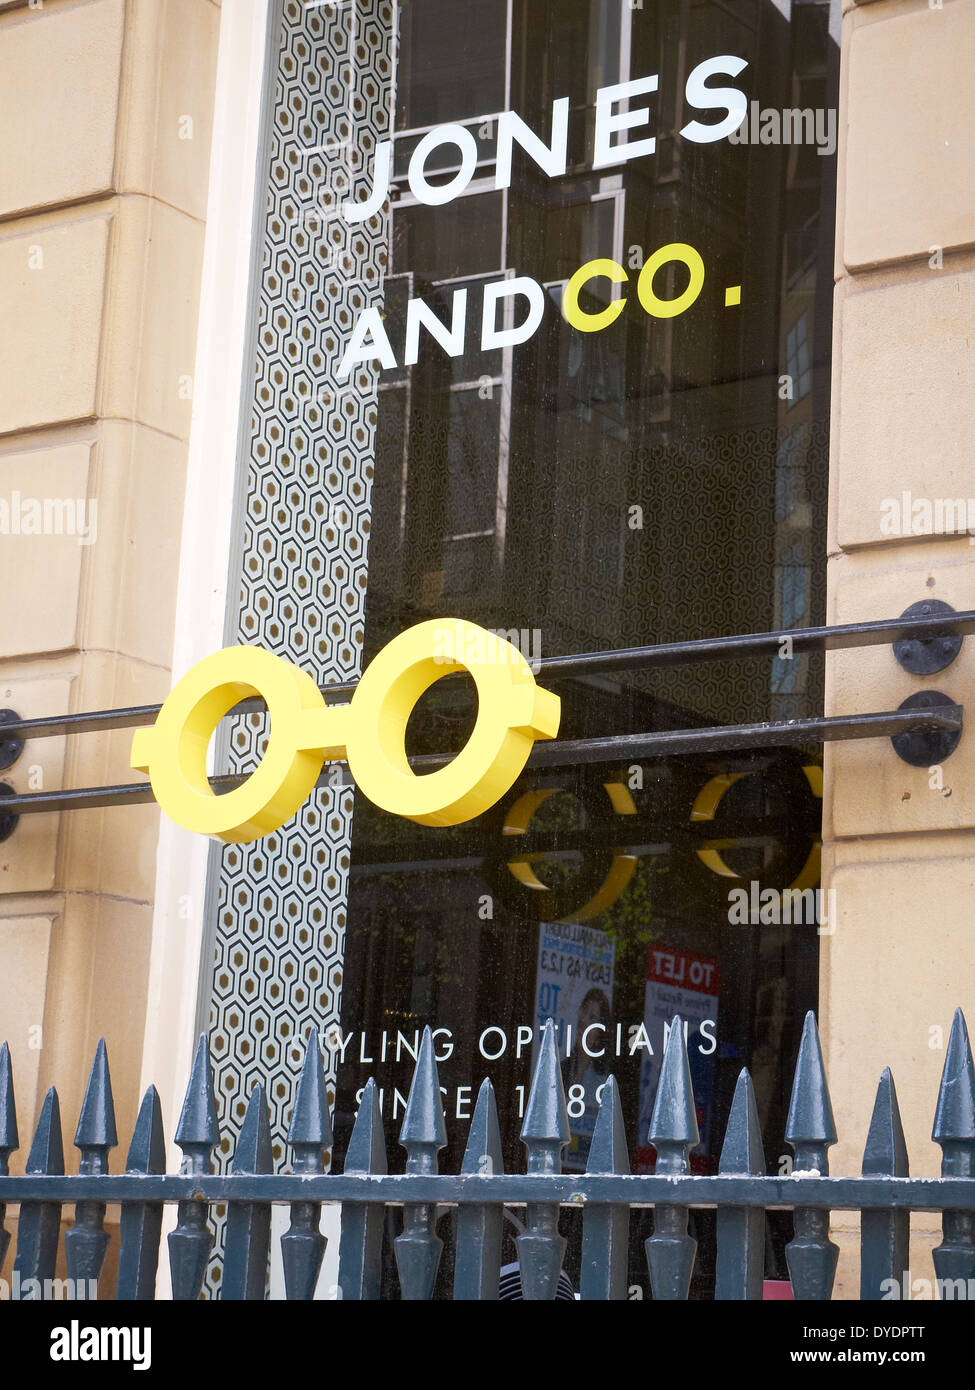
<box><xmin>3</xmin><ymin>609</ymin><xmax>973</xmax><ymax>742</ymax></box>
<box><xmin>513</xmin><ymin>706</ymin><xmax>963</xmax><ymax>768</ymax></box>
<box><xmin>0</xmin><ymin>706</ymin><xmax>960</xmax><ymax>816</ymax></box>
<box><xmin>0</xmin><ymin>1172</ymin><xmax>973</xmax><ymax>1210</ymax></box>
<box><xmin>537</xmin><ymin>608</ymin><xmax>975</xmax><ymax>681</ymax></box>
<box><xmin>0</xmin><ymin>782</ymin><xmax>158</xmax><ymax>814</ymax></box>
<box><xmin>0</xmin><ymin>705</ymin><xmax>163</xmax><ymax>741</ymax></box>
<box><xmin>351</xmin><ymin>823</ymin><xmax>820</xmax><ymax>869</ymax></box>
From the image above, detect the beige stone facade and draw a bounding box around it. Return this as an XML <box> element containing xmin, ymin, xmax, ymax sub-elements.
<box><xmin>0</xmin><ymin>0</ymin><xmax>219</xmax><ymax>1172</ymax></box>
<box><xmin>0</xmin><ymin>0</ymin><xmax>973</xmax><ymax>1303</ymax></box>
<box><xmin>825</xmin><ymin>0</ymin><xmax>975</xmax><ymax>1296</ymax></box>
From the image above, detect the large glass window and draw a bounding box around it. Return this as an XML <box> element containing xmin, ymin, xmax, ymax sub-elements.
<box><xmin>212</xmin><ymin>0</ymin><xmax>840</xmax><ymax>1301</ymax></box>
<box><xmin>329</xmin><ymin>0</ymin><xmax>840</xmax><ymax>1300</ymax></box>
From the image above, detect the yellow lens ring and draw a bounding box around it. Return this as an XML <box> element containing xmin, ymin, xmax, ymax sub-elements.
<box><xmin>502</xmin><ymin>787</ymin><xmax>557</xmax><ymax>836</ymax></box>
<box><xmin>689</xmin><ymin>764</ymin><xmax>824</xmax><ymax>892</ymax></box>
<box><xmin>345</xmin><ymin>619</ymin><xmax>560</xmax><ymax>826</ymax></box>
<box><xmin>498</xmin><ymin>780</ymin><xmax>637</xmax><ymax>921</ymax></box>
<box><xmin>557</xmin><ymin>851</ymin><xmax>637</xmax><ymax>924</ymax></box>
<box><xmin>690</xmin><ymin>772</ymin><xmax>746</xmax><ymax>878</ymax></box>
<box><xmin>131</xmin><ymin>646</ymin><xmax>330</xmax><ymax>842</ymax></box>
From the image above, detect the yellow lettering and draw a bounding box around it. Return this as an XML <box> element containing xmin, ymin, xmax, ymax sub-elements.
<box><xmin>562</xmin><ymin>258</ymin><xmax>628</xmax><ymax>332</ymax></box>
<box><xmin>637</xmin><ymin>242</ymin><xmax>705</xmax><ymax>318</ymax></box>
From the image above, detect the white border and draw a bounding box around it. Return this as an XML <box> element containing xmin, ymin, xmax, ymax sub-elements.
<box><xmin>138</xmin><ymin>0</ymin><xmax>273</xmax><ymax>1296</ymax></box>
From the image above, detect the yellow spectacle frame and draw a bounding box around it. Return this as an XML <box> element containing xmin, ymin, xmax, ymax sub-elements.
<box><xmin>131</xmin><ymin>619</ymin><xmax>561</xmax><ymax>844</ymax></box>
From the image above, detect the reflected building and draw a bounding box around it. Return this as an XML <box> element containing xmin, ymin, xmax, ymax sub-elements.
<box><xmin>332</xmin><ymin>0</ymin><xmax>839</xmax><ymax>1297</ymax></box>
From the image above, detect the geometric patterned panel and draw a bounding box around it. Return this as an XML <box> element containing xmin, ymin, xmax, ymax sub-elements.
<box><xmin>203</xmin><ymin>0</ymin><xmax>393</xmax><ymax>1296</ymax></box>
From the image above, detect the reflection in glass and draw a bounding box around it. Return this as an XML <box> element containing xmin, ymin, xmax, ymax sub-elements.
<box><xmin>333</xmin><ymin>0</ymin><xmax>839</xmax><ymax>1300</ymax></box>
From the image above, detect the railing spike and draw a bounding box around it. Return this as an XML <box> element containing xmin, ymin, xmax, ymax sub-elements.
<box><xmin>864</xmin><ymin>1068</ymin><xmax>909</xmax><ymax>1175</ymax></box>
<box><xmin>521</xmin><ymin>1017</ymin><xmax>570</xmax><ymax>1146</ymax></box>
<box><xmin>395</xmin><ymin>1026</ymin><xmax>446</xmax><ymax>1299</ymax></box>
<box><xmin>399</xmin><ymin>1024</ymin><xmax>447</xmax><ymax>1151</ymax></box>
<box><xmin>716</xmin><ymin>1068</ymin><xmax>766</xmax><ymax>1300</ymax></box>
<box><xmin>933</xmin><ymin>1007</ymin><xmax>975</xmax><ymax>1142</ymax></box>
<box><xmin>785</xmin><ymin>1012</ymin><xmax>838</xmax><ymax>1299</ymax></box>
<box><xmin>518</xmin><ymin>1020</ymin><xmax>568</xmax><ymax>1299</ymax></box>
<box><xmin>719</xmin><ymin>1068</ymin><xmax>765</xmax><ymax>1176</ymax></box>
<box><xmin>25</xmin><ymin>1086</ymin><xmax>65</xmax><ymax>1175</ymax></box>
<box><xmin>168</xmin><ymin>1037</ymin><xmax>217</xmax><ymax>1300</ymax></box>
<box><xmin>74</xmin><ymin>1037</ymin><xmax>118</xmax><ymax>1151</ymax></box>
<box><xmin>860</xmin><ymin>1068</ymin><xmax>909</xmax><ymax>1299</ymax></box>
<box><xmin>649</xmin><ymin>1016</ymin><xmax>700</xmax><ymax>1148</ymax></box>
<box><xmin>645</xmin><ymin>1018</ymin><xmax>698</xmax><ymax>1300</ymax></box>
<box><xmin>581</xmin><ymin>1075</ymin><xmax>630</xmax><ymax>1300</ymax></box>
<box><xmin>287</xmin><ymin>1031</ymin><xmax>333</xmax><ymax>1149</ymax></box>
<box><xmin>14</xmin><ymin>1087</ymin><xmax>64</xmax><ymax>1287</ymax></box>
<box><xmin>586</xmin><ymin>1074</ymin><xmax>629</xmax><ymax>1177</ymax></box>
<box><xmin>236</xmin><ymin>1082</ymin><xmax>274</xmax><ymax>1171</ymax></box>
<box><xmin>0</xmin><ymin>1041</ymin><xmax>18</xmax><ymax>1275</ymax></box>
<box><xmin>462</xmin><ymin>1077</ymin><xmax>503</xmax><ymax>1175</ymax></box>
<box><xmin>0</xmin><ymin>1040</ymin><xmax>17</xmax><ymax>1152</ymax></box>
<box><xmin>126</xmin><ymin>1085</ymin><xmax>167</xmax><ymax>1175</ymax></box>
<box><xmin>117</xmin><ymin>1086</ymin><xmax>166</xmax><ymax>1300</ymax></box>
<box><xmin>344</xmin><ymin>1076</ymin><xmax>388</xmax><ymax>1176</ymax></box>
<box><xmin>66</xmin><ymin>1039</ymin><xmax>118</xmax><ymax>1294</ymax></box>
<box><xmin>174</xmin><ymin>1034</ymin><xmax>219</xmax><ymax>1149</ymax></box>
<box><xmin>455</xmin><ymin>1078</ymin><xmax>504</xmax><ymax>1300</ymax></box>
<box><xmin>282</xmin><ymin>1032</ymin><xmax>332</xmax><ymax>1300</ymax></box>
<box><xmin>223</xmin><ymin>1083</ymin><xmax>273</xmax><ymax>1300</ymax></box>
<box><xmin>932</xmin><ymin>1008</ymin><xmax>975</xmax><ymax>1293</ymax></box>
<box><xmin>785</xmin><ymin>1010</ymin><xmax>838</xmax><ymax>1146</ymax></box>
<box><xmin>338</xmin><ymin>1078</ymin><xmax>387</xmax><ymax>1301</ymax></box>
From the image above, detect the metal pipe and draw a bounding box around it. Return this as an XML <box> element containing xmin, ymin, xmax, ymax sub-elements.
<box><xmin>2</xmin><ymin>608</ymin><xmax>973</xmax><ymax>743</ymax></box>
<box><xmin>0</xmin><ymin>704</ymin><xmax>960</xmax><ymax>816</ymax></box>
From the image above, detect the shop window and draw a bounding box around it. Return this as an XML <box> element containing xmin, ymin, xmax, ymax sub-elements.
<box><xmin>209</xmin><ymin>0</ymin><xmax>840</xmax><ymax>1301</ymax></box>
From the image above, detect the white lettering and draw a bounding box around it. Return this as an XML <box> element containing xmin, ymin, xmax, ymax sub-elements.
<box><xmin>594</xmin><ymin>75</ymin><xmax>659</xmax><ymax>169</ymax></box>
<box><xmin>495</xmin><ymin>100</ymin><xmax>569</xmax><ymax>188</ymax></box>
<box><xmin>409</xmin><ymin>124</ymin><xmax>478</xmax><ymax>205</ymax></box>
<box><xmin>481</xmin><ymin>276</ymin><xmax>545</xmax><ymax>350</ymax></box>
<box><xmin>680</xmin><ymin>55</ymin><xmax>749</xmax><ymax>143</ymax></box>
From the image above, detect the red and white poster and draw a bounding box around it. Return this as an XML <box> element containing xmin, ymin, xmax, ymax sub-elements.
<box><xmin>635</xmin><ymin>946</ymin><xmax>719</xmax><ymax>1172</ymax></box>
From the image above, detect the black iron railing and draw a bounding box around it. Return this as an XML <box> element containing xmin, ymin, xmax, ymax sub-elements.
<box><xmin>1</xmin><ymin>1009</ymin><xmax>973</xmax><ymax>1299</ymax></box>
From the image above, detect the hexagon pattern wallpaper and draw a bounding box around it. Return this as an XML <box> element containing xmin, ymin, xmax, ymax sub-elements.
<box><xmin>204</xmin><ymin>0</ymin><xmax>392</xmax><ymax>1295</ymax></box>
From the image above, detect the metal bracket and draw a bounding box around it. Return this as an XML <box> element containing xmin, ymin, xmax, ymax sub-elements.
<box><xmin>0</xmin><ymin>783</ymin><xmax>18</xmax><ymax>843</ymax></box>
<box><xmin>890</xmin><ymin>691</ymin><xmax>962</xmax><ymax>767</ymax></box>
<box><xmin>892</xmin><ymin>601</ymin><xmax>963</xmax><ymax>676</ymax></box>
<box><xmin>0</xmin><ymin>709</ymin><xmax>24</xmax><ymax>772</ymax></box>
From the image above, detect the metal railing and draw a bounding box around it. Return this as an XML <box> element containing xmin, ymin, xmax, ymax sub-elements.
<box><xmin>0</xmin><ymin>604</ymin><xmax>970</xmax><ymax>823</ymax></box>
<box><xmin>1</xmin><ymin>1009</ymin><xmax>973</xmax><ymax>1300</ymax></box>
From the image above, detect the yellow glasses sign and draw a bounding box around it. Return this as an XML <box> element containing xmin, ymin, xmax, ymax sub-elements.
<box><xmin>131</xmin><ymin>619</ymin><xmax>561</xmax><ymax>843</ymax></box>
